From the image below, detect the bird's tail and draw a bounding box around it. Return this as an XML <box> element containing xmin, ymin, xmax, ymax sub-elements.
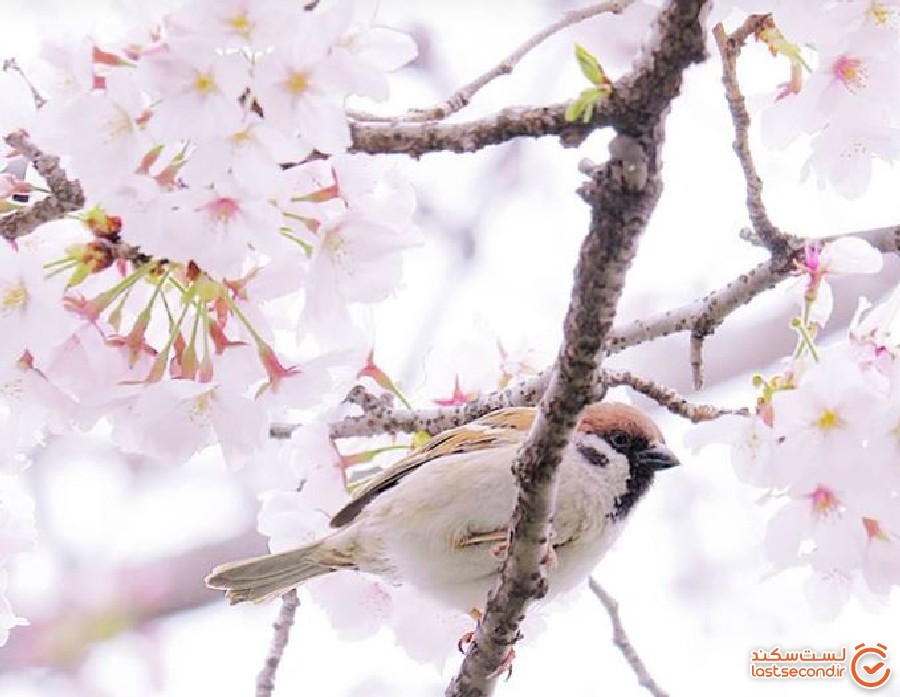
<box><xmin>205</xmin><ymin>541</ymin><xmax>353</xmax><ymax>604</ymax></box>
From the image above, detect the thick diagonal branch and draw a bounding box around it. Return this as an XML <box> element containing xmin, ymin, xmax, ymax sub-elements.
<box><xmin>446</xmin><ymin>3</ymin><xmax>709</xmax><ymax>695</ymax></box>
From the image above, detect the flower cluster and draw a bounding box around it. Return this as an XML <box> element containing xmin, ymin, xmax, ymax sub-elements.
<box><xmin>691</xmin><ymin>237</ymin><xmax>900</xmax><ymax>615</ymax></box>
<box><xmin>0</xmin><ymin>0</ymin><xmax>417</xmax><ymax>644</ymax></box>
<box><xmin>0</xmin><ymin>1</ymin><xmax>419</xmax><ymax>464</ymax></box>
<box><xmin>727</xmin><ymin>0</ymin><xmax>900</xmax><ymax>197</ymax></box>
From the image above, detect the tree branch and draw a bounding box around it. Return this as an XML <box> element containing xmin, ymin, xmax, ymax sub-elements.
<box><xmin>1</xmin><ymin>132</ymin><xmax>85</xmax><ymax>240</ymax></box>
<box><xmin>349</xmin><ymin>1</ymin><xmax>633</xmax><ymax>124</ymax></box>
<box><xmin>2</xmin><ymin>58</ymin><xmax>46</xmax><ymax>109</ymax></box>
<box><xmin>589</xmin><ymin>577</ymin><xmax>669</xmax><ymax>697</ymax></box>
<box><xmin>268</xmin><ymin>223</ymin><xmax>898</xmax><ymax>442</ymax></box>
<box><xmin>0</xmin><ymin>530</ymin><xmax>267</xmax><ymax>670</ymax></box>
<box><xmin>604</xmin><ymin>369</ymin><xmax>749</xmax><ymax>422</ymax></box>
<box><xmin>349</xmin><ymin>101</ymin><xmax>607</xmax><ymax>157</ymax></box>
<box><xmin>350</xmin><ymin>0</ymin><xmax>707</xmax><ymax>157</ymax></box>
<box><xmin>712</xmin><ymin>16</ymin><xmax>790</xmax><ymax>254</ymax></box>
<box><xmin>446</xmin><ymin>2</ymin><xmax>709</xmax><ymax>694</ymax></box>
<box><xmin>256</xmin><ymin>590</ymin><xmax>300</xmax><ymax>697</ymax></box>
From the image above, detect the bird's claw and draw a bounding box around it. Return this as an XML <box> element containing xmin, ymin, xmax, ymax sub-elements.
<box><xmin>487</xmin><ymin>647</ymin><xmax>516</xmax><ymax>681</ymax></box>
<box><xmin>541</xmin><ymin>544</ymin><xmax>558</xmax><ymax>569</ymax></box>
<box><xmin>457</xmin><ymin>629</ymin><xmax>475</xmax><ymax>654</ymax></box>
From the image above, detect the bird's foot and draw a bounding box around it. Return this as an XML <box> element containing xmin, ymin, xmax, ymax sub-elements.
<box><xmin>487</xmin><ymin>647</ymin><xmax>516</xmax><ymax>681</ymax></box>
<box><xmin>458</xmin><ymin>609</ymin><xmax>518</xmax><ymax>680</ymax></box>
<box><xmin>457</xmin><ymin>629</ymin><xmax>475</xmax><ymax>654</ymax></box>
<box><xmin>541</xmin><ymin>544</ymin><xmax>558</xmax><ymax>569</ymax></box>
<box><xmin>457</xmin><ymin>608</ymin><xmax>484</xmax><ymax>653</ymax></box>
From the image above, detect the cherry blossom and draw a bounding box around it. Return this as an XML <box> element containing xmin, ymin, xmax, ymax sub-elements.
<box><xmin>178</xmin><ymin>113</ymin><xmax>311</xmax><ymax>196</ymax></box>
<box><xmin>166</xmin><ymin>0</ymin><xmax>299</xmax><ymax>51</ymax></box>
<box><xmin>166</xmin><ymin>177</ymin><xmax>286</xmax><ymax>279</ymax></box>
<box><xmin>0</xmin><ymin>243</ymin><xmax>79</xmax><ymax>366</ymax></box>
<box><xmin>251</xmin><ymin>14</ymin><xmax>352</xmax><ymax>152</ymax></box>
<box><xmin>110</xmin><ymin>378</ymin><xmax>268</xmax><ymax>468</ymax></box>
<box><xmin>793</xmin><ymin>236</ymin><xmax>883</xmax><ymax>328</ymax></box>
<box><xmin>137</xmin><ymin>38</ymin><xmax>249</xmax><ymax>142</ymax></box>
<box><xmin>321</xmin><ymin>0</ymin><xmax>418</xmax><ymax>102</ymax></box>
<box><xmin>299</xmin><ymin>156</ymin><xmax>419</xmax><ymax>342</ymax></box>
<box><xmin>35</xmin><ymin>36</ymin><xmax>95</xmax><ymax>100</ymax></box>
<box><xmin>769</xmin><ymin>353</ymin><xmax>878</xmax><ymax>490</ymax></box>
<box><xmin>850</xmin><ymin>283</ymin><xmax>900</xmax><ymax>364</ymax></box>
<box><xmin>34</xmin><ymin>71</ymin><xmax>152</xmax><ymax>199</ymax></box>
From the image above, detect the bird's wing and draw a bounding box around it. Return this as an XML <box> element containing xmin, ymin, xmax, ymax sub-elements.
<box><xmin>329</xmin><ymin>406</ymin><xmax>534</xmax><ymax>528</ymax></box>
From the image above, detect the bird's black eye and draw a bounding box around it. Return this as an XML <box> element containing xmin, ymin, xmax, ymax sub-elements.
<box><xmin>608</xmin><ymin>430</ymin><xmax>632</xmax><ymax>452</ymax></box>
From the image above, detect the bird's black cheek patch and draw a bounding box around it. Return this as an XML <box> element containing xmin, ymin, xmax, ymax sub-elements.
<box><xmin>576</xmin><ymin>444</ymin><xmax>609</xmax><ymax>468</ymax></box>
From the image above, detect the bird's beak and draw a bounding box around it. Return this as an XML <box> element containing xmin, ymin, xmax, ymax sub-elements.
<box><xmin>636</xmin><ymin>443</ymin><xmax>680</xmax><ymax>471</ymax></box>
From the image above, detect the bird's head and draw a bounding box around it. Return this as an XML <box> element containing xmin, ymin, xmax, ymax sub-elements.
<box><xmin>572</xmin><ymin>402</ymin><xmax>680</xmax><ymax>519</ymax></box>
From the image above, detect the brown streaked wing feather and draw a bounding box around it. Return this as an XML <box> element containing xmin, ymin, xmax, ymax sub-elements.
<box><xmin>474</xmin><ymin>407</ymin><xmax>536</xmax><ymax>431</ymax></box>
<box><xmin>455</xmin><ymin>528</ymin><xmax>508</xmax><ymax>548</ymax></box>
<box><xmin>329</xmin><ymin>407</ymin><xmax>535</xmax><ymax>528</ymax></box>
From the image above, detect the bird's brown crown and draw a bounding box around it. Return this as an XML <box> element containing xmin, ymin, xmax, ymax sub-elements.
<box><xmin>577</xmin><ymin>402</ymin><xmax>664</xmax><ymax>444</ymax></box>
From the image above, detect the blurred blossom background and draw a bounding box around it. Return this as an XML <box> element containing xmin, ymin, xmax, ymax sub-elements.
<box><xmin>1</xmin><ymin>1</ymin><xmax>899</xmax><ymax>696</ymax></box>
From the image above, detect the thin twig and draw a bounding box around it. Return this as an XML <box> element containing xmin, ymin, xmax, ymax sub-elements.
<box><xmin>349</xmin><ymin>2</ymin><xmax>633</xmax><ymax>124</ymax></box>
<box><xmin>712</xmin><ymin>18</ymin><xmax>789</xmax><ymax>253</ymax></box>
<box><xmin>589</xmin><ymin>578</ymin><xmax>669</xmax><ymax>697</ymax></box>
<box><xmin>2</xmin><ymin>57</ymin><xmax>46</xmax><ymax>108</ymax></box>
<box><xmin>689</xmin><ymin>331</ymin><xmax>705</xmax><ymax>389</ymax></box>
<box><xmin>256</xmin><ymin>590</ymin><xmax>300</xmax><ymax>697</ymax></box>
<box><xmin>604</xmin><ymin>369</ymin><xmax>749</xmax><ymax>422</ymax></box>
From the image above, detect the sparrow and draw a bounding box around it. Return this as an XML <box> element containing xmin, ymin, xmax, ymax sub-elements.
<box><xmin>206</xmin><ymin>401</ymin><xmax>679</xmax><ymax>613</ymax></box>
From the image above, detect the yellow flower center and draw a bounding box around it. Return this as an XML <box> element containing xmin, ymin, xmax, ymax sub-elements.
<box><xmin>815</xmin><ymin>408</ymin><xmax>843</xmax><ymax>431</ymax></box>
<box><xmin>285</xmin><ymin>71</ymin><xmax>310</xmax><ymax>95</ymax></box>
<box><xmin>870</xmin><ymin>3</ymin><xmax>893</xmax><ymax>26</ymax></box>
<box><xmin>193</xmin><ymin>71</ymin><xmax>216</xmax><ymax>95</ymax></box>
<box><xmin>833</xmin><ymin>56</ymin><xmax>867</xmax><ymax>92</ymax></box>
<box><xmin>324</xmin><ymin>227</ymin><xmax>345</xmax><ymax>255</ymax></box>
<box><xmin>228</xmin><ymin>11</ymin><xmax>253</xmax><ymax>38</ymax></box>
<box><xmin>189</xmin><ymin>390</ymin><xmax>214</xmax><ymax>425</ymax></box>
<box><xmin>1</xmin><ymin>282</ymin><xmax>28</xmax><ymax>312</ymax></box>
<box><xmin>891</xmin><ymin>419</ymin><xmax>900</xmax><ymax>443</ymax></box>
<box><xmin>230</xmin><ymin>127</ymin><xmax>253</xmax><ymax>146</ymax></box>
